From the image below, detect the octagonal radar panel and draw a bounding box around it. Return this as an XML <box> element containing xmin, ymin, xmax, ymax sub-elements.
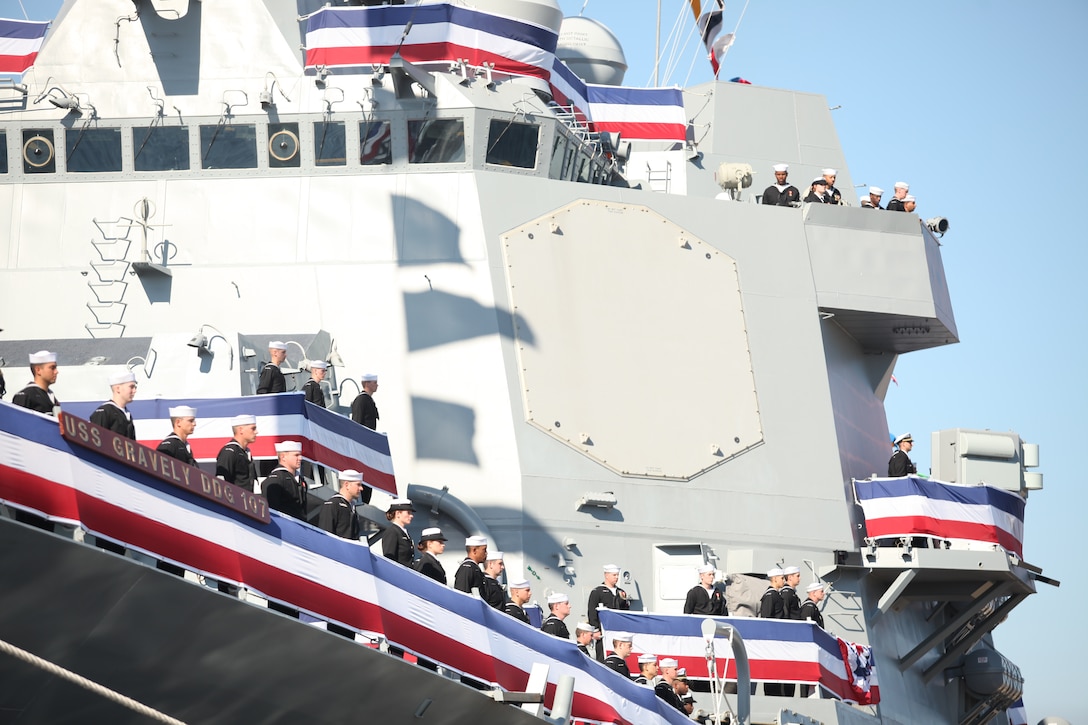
<box><xmin>501</xmin><ymin>201</ymin><xmax>763</xmax><ymax>481</ymax></box>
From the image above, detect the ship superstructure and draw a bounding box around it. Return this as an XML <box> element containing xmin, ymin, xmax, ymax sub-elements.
<box><xmin>0</xmin><ymin>2</ymin><xmax>1052</xmax><ymax>723</ymax></box>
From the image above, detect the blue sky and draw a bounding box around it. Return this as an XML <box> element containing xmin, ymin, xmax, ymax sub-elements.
<box><xmin>4</xmin><ymin>1</ymin><xmax>1085</xmax><ymax>722</ymax></box>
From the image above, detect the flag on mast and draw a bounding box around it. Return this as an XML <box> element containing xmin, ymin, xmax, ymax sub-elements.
<box><xmin>0</xmin><ymin>17</ymin><xmax>50</xmax><ymax>75</ymax></box>
<box><xmin>695</xmin><ymin>1</ymin><xmax>729</xmax><ymax>76</ymax></box>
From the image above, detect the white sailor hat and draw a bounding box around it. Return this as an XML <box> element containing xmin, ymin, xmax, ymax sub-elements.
<box><xmin>783</xmin><ymin>565</ymin><xmax>800</xmax><ymax>576</ymax></box>
<box><xmin>487</xmin><ymin>550</ymin><xmax>505</xmax><ymax>561</ymax></box>
<box><xmin>575</xmin><ymin>622</ymin><xmax>599</xmax><ymax>633</ymax></box>
<box><xmin>108</xmin><ymin>371</ymin><xmax>136</xmax><ymax>386</ymax></box>
<box><xmin>811</xmin><ymin>177</ymin><xmax>827</xmax><ymax>186</ymax></box>
<box><xmin>611</xmin><ymin>632</ymin><xmax>633</xmax><ymax>643</ymax></box>
<box><xmin>274</xmin><ymin>441</ymin><xmax>302</xmax><ymax>453</ymax></box>
<box><xmin>637</xmin><ymin>654</ymin><xmax>658</xmax><ymax>665</ymax></box>
<box><xmin>659</xmin><ymin>657</ymin><xmax>679</xmax><ymax>669</ymax></box>
<box><xmin>821</xmin><ymin>168</ymin><xmax>837</xmax><ymax>176</ymax></box>
<box><xmin>420</xmin><ymin>527</ymin><xmax>447</xmax><ymax>542</ymax></box>
<box><xmin>603</xmin><ymin>564</ymin><xmax>620</xmax><ymax>573</ymax></box>
<box><xmin>386</xmin><ymin>498</ymin><xmax>415</xmax><ymax>512</ymax></box>
<box><xmin>894</xmin><ymin>181</ymin><xmax>909</xmax><ymax>190</ymax></box>
<box><xmin>869</xmin><ymin>186</ymin><xmax>884</xmax><ymax>195</ymax></box>
<box><xmin>772</xmin><ymin>163</ymin><xmax>789</xmax><ymax>172</ymax></box>
<box><xmin>546</xmin><ymin>592</ymin><xmax>569</xmax><ymax>605</ymax></box>
<box><xmin>697</xmin><ymin>564</ymin><xmax>715</xmax><ymax>575</ymax></box>
<box><xmin>766</xmin><ymin>568</ymin><xmax>785</xmax><ymax>578</ymax></box>
<box><xmin>904</xmin><ymin>195</ymin><xmax>916</xmax><ymax>203</ymax></box>
<box><xmin>338</xmin><ymin>469</ymin><xmax>363</xmax><ymax>482</ymax></box>
<box><xmin>168</xmin><ymin>405</ymin><xmax>196</xmax><ymax>418</ymax></box>
<box><xmin>310</xmin><ymin>360</ymin><xmax>328</xmax><ymax>370</ymax></box>
<box><xmin>230</xmin><ymin>414</ymin><xmax>256</xmax><ymax>427</ymax></box>
<box><xmin>806</xmin><ymin>581</ymin><xmax>824</xmax><ymax>593</ymax></box>
<box><xmin>361</xmin><ymin>373</ymin><xmax>378</xmax><ymax>382</ymax></box>
<box><xmin>268</xmin><ymin>341</ymin><xmax>288</xmax><ymax>351</ymax></box>
<box><xmin>508</xmin><ymin>579</ymin><xmax>531</xmax><ymax>590</ymax></box>
<box><xmin>466</xmin><ymin>535</ymin><xmax>488</xmax><ymax>547</ymax></box>
<box><xmin>28</xmin><ymin>350</ymin><xmax>56</xmax><ymax>364</ymax></box>
<box><xmin>894</xmin><ymin>432</ymin><xmax>913</xmax><ymax>445</ymax></box>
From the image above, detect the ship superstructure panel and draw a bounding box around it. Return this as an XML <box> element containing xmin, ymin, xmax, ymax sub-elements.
<box><xmin>3</xmin><ymin>3</ymin><xmax>1051</xmax><ymax>725</ymax></box>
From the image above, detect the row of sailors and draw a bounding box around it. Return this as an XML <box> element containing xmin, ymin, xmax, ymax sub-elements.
<box><xmin>762</xmin><ymin>164</ymin><xmax>918</xmax><ymax>211</ymax></box>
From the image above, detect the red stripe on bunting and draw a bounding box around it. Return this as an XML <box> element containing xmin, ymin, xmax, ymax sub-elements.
<box><xmin>863</xmin><ymin>515</ymin><xmax>1022</xmax><ymax>556</ymax></box>
<box><xmin>306</xmin><ymin>42</ymin><xmax>550</xmax><ymax>79</ymax></box>
<box><xmin>136</xmin><ymin>435</ymin><xmax>397</xmax><ymax>494</ymax></box>
<box><xmin>591</xmin><ymin>121</ymin><xmax>688</xmax><ymax>141</ymax></box>
<box><xmin>0</xmin><ymin>53</ymin><xmax>36</xmax><ymax>73</ymax></box>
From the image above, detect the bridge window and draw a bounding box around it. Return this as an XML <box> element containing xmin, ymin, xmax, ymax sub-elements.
<box><xmin>486</xmin><ymin>119</ymin><xmax>539</xmax><ymax>169</ymax></box>
<box><xmin>268</xmin><ymin>122</ymin><xmax>301</xmax><ymax>168</ymax></box>
<box><xmin>21</xmin><ymin>129</ymin><xmax>55</xmax><ymax>174</ymax></box>
<box><xmin>359</xmin><ymin>119</ymin><xmax>392</xmax><ymax>166</ymax></box>
<box><xmin>408</xmin><ymin>118</ymin><xmax>464</xmax><ymax>164</ymax></box>
<box><xmin>133</xmin><ymin>125</ymin><xmax>190</xmax><ymax>171</ymax></box>
<box><xmin>65</xmin><ymin>127</ymin><xmax>122</xmax><ymax>173</ymax></box>
<box><xmin>314</xmin><ymin>121</ymin><xmax>346</xmax><ymax>167</ymax></box>
<box><xmin>0</xmin><ymin>130</ymin><xmax>6</xmax><ymax>173</ymax></box>
<box><xmin>200</xmin><ymin>123</ymin><xmax>257</xmax><ymax>169</ymax></box>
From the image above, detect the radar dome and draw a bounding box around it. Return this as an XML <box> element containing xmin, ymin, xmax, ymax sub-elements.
<box><xmin>469</xmin><ymin>0</ymin><xmax>563</xmax><ymax>35</ymax></box>
<box><xmin>556</xmin><ymin>16</ymin><xmax>628</xmax><ymax>86</ymax></box>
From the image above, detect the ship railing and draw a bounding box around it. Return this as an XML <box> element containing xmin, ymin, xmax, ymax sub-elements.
<box><xmin>0</xmin><ymin>403</ymin><xmax>690</xmax><ymax>725</ymax></box>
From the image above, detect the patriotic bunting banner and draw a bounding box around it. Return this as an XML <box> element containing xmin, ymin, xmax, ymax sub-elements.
<box><xmin>548</xmin><ymin>56</ymin><xmax>591</xmax><ymax>125</ymax></box>
<box><xmin>303</xmin><ymin>4</ymin><xmax>558</xmax><ymax>81</ymax></box>
<box><xmin>0</xmin><ymin>402</ymin><xmax>687</xmax><ymax>725</ymax></box>
<box><xmin>585</xmin><ymin>84</ymin><xmax>688</xmax><ymax>142</ymax></box>
<box><xmin>597</xmin><ymin>610</ymin><xmax>880</xmax><ymax>704</ymax></box>
<box><xmin>853</xmin><ymin>476</ymin><xmax>1025</xmax><ymax>557</ymax></box>
<box><xmin>0</xmin><ymin>17</ymin><xmax>49</xmax><ymax>75</ymax></box>
<box><xmin>61</xmin><ymin>393</ymin><xmax>396</xmax><ymax>495</ymax></box>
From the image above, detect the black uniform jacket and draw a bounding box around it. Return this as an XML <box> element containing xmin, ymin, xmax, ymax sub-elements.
<box><xmin>454</xmin><ymin>558</ymin><xmax>485</xmax><ymax>594</ymax></box>
<box><xmin>761</xmin><ymin>184</ymin><xmax>800</xmax><ymax>206</ymax></box>
<box><xmin>604</xmin><ymin>655</ymin><xmax>632</xmax><ymax>678</ymax></box>
<box><xmin>216</xmin><ymin>441</ymin><xmax>256</xmax><ymax>491</ymax></box>
<box><xmin>12</xmin><ymin>385</ymin><xmax>57</xmax><ymax>415</ymax></box>
<box><xmin>799</xmin><ymin>599</ymin><xmax>824</xmax><ymax>629</ymax></box>
<box><xmin>781</xmin><ymin>585</ymin><xmax>802</xmax><ymax>620</ymax></box>
<box><xmin>482</xmin><ymin>575</ymin><xmax>506</xmax><ymax>609</ymax></box>
<box><xmin>303</xmin><ymin>379</ymin><xmax>325</xmax><ymax>408</ymax></box>
<box><xmin>156</xmin><ymin>433</ymin><xmax>195</xmax><ymax>466</ymax></box>
<box><xmin>888</xmin><ymin>449</ymin><xmax>917</xmax><ymax>477</ymax></box>
<box><xmin>684</xmin><ymin>584</ymin><xmax>727</xmax><ymax>616</ymax></box>
<box><xmin>256</xmin><ymin>363</ymin><xmax>286</xmax><ymax>394</ymax></box>
<box><xmin>587</xmin><ymin>584</ymin><xmax>629</xmax><ymax>628</ymax></box>
<box><xmin>351</xmin><ymin>392</ymin><xmax>379</xmax><ymax>429</ymax></box>
<box><xmin>654</xmin><ymin>680</ymin><xmax>687</xmax><ymax>712</ymax></box>
<box><xmin>264</xmin><ymin>466</ymin><xmax>308</xmax><ymax>520</ymax></box>
<box><xmin>90</xmin><ymin>402</ymin><xmax>136</xmax><ymax>439</ymax></box>
<box><xmin>413</xmin><ymin>552</ymin><xmax>446</xmax><ymax>584</ymax></box>
<box><xmin>504</xmin><ymin>602</ymin><xmax>530</xmax><ymax>624</ymax></box>
<box><xmin>541</xmin><ymin>615</ymin><xmax>570</xmax><ymax>639</ymax></box>
<box><xmin>759</xmin><ymin>587</ymin><xmax>785</xmax><ymax>619</ymax></box>
<box><xmin>319</xmin><ymin>494</ymin><xmax>359</xmax><ymax>539</ymax></box>
<box><xmin>381</xmin><ymin>524</ymin><xmax>415</xmax><ymax>567</ymax></box>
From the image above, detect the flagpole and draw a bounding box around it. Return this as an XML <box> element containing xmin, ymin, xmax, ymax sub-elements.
<box><xmin>653</xmin><ymin>0</ymin><xmax>661</xmax><ymax>85</ymax></box>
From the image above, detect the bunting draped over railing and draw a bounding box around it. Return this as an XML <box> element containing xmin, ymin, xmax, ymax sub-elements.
<box><xmin>853</xmin><ymin>476</ymin><xmax>1025</xmax><ymax>557</ymax></box>
<box><xmin>0</xmin><ymin>17</ymin><xmax>49</xmax><ymax>75</ymax></box>
<box><xmin>62</xmin><ymin>393</ymin><xmax>396</xmax><ymax>495</ymax></box>
<box><xmin>301</xmin><ymin>2</ymin><xmax>689</xmax><ymax>143</ymax></box>
<box><xmin>303</xmin><ymin>4</ymin><xmax>558</xmax><ymax>81</ymax></box>
<box><xmin>0</xmin><ymin>402</ymin><xmax>688</xmax><ymax>725</ymax></box>
<box><xmin>597</xmin><ymin>610</ymin><xmax>880</xmax><ymax>705</ymax></box>
<box><xmin>585</xmin><ymin>84</ymin><xmax>688</xmax><ymax>142</ymax></box>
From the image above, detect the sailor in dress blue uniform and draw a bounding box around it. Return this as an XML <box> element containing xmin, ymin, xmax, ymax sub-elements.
<box><xmin>256</xmin><ymin>341</ymin><xmax>287</xmax><ymax>394</ymax></box>
<box><xmin>156</xmin><ymin>405</ymin><xmax>197</xmax><ymax>466</ymax></box>
<box><xmin>380</xmin><ymin>498</ymin><xmax>416</xmax><ymax>567</ymax></box>
<box><xmin>89</xmin><ymin>370</ymin><xmax>138</xmax><ymax>439</ymax></box>
<box><xmin>11</xmin><ymin>350</ymin><xmax>60</xmax><ymax>415</ymax></box>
